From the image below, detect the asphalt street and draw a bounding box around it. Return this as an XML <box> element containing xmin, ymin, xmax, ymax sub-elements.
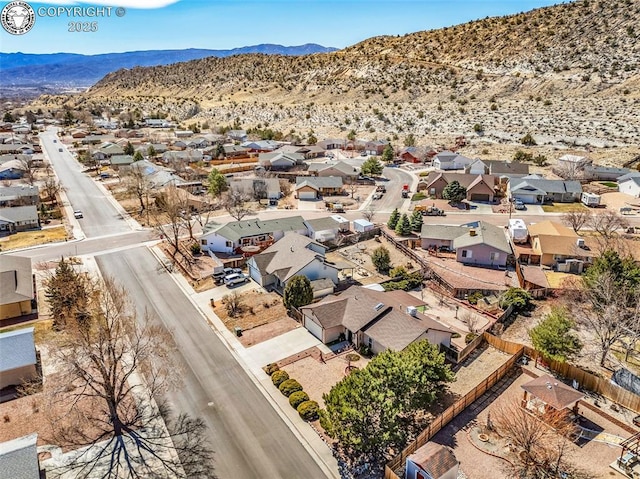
<box><xmin>39</xmin><ymin>129</ymin><xmax>132</xmax><ymax>238</ymax></box>
<box><xmin>96</xmin><ymin>249</ymin><xmax>328</xmax><ymax>479</ymax></box>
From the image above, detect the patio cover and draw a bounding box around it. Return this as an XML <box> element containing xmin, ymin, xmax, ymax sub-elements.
<box><xmin>521</xmin><ymin>374</ymin><xmax>584</xmax><ymax>410</ymax></box>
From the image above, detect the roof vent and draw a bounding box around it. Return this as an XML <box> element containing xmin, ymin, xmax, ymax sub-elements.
<box><xmin>374</xmin><ymin>302</ymin><xmax>385</xmax><ymax>311</ymax></box>
<box><xmin>469</xmin><ymin>229</ymin><xmax>477</xmax><ymax>237</ymax></box>
<box><xmin>407</xmin><ymin>306</ymin><xmax>418</xmax><ymax>317</ymax></box>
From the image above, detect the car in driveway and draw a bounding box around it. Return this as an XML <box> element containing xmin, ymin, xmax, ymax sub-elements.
<box><xmin>514</xmin><ymin>199</ymin><xmax>526</xmax><ymax>210</ymax></box>
<box><xmin>73</xmin><ymin>210</ymin><xmax>83</xmax><ymax>219</ymax></box>
<box><xmin>224</xmin><ymin>273</ymin><xmax>248</xmax><ymax>287</ymax></box>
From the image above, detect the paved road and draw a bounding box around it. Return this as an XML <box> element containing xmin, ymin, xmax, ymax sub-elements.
<box><xmin>39</xmin><ymin>129</ymin><xmax>132</xmax><ymax>238</ymax></box>
<box><xmin>96</xmin><ymin>249</ymin><xmax>327</xmax><ymax>479</ymax></box>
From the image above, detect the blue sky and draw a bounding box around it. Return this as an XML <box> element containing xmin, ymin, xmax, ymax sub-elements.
<box><xmin>2</xmin><ymin>0</ymin><xmax>562</xmax><ymax>55</ymax></box>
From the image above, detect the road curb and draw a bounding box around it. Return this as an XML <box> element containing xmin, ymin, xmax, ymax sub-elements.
<box><xmin>146</xmin><ymin>245</ymin><xmax>339</xmax><ymax>479</ymax></box>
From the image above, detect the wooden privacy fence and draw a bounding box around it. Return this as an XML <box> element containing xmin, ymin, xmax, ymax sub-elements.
<box><xmin>486</xmin><ymin>334</ymin><xmax>640</xmax><ymax>414</ymax></box>
<box><xmin>379</xmin><ymin>229</ymin><xmax>430</xmax><ymax>273</ymax></box>
<box><xmin>385</xmin><ymin>348</ymin><xmax>523</xmax><ymax>479</ymax></box>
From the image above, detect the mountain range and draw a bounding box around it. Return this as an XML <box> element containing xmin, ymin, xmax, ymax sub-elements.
<box><xmin>31</xmin><ymin>1</ymin><xmax>640</xmax><ymax>152</ymax></box>
<box><xmin>0</xmin><ymin>44</ymin><xmax>337</xmax><ymax>90</ymax></box>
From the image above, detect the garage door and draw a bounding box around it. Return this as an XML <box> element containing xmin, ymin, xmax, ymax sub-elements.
<box><xmin>298</xmin><ymin>191</ymin><xmax>317</xmax><ymax>200</ymax></box>
<box><xmin>470</xmin><ymin>193</ymin><xmax>490</xmax><ymax>202</ymax></box>
<box><xmin>304</xmin><ymin>317</ymin><xmax>323</xmax><ymax>341</ymax></box>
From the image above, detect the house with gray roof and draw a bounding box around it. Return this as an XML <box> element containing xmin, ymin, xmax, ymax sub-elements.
<box><xmin>618</xmin><ymin>172</ymin><xmax>640</xmax><ymax>198</ymax></box>
<box><xmin>247</xmin><ymin>233</ymin><xmax>339</xmax><ymax>292</ymax></box>
<box><xmin>200</xmin><ymin>216</ymin><xmax>308</xmax><ymax>254</ymax></box>
<box><xmin>433</xmin><ymin>151</ymin><xmax>475</xmax><ymax>171</ymax></box>
<box><xmin>109</xmin><ymin>155</ymin><xmax>135</xmax><ymax>168</ymax></box>
<box><xmin>0</xmin><ymin>185</ymin><xmax>39</xmax><ymax>207</ymax></box>
<box><xmin>0</xmin><ymin>160</ymin><xmax>27</xmax><ymax>180</ymax></box>
<box><xmin>421</xmin><ymin>221</ymin><xmax>512</xmax><ymax>268</ymax></box>
<box><xmin>317</xmin><ymin>138</ymin><xmax>346</xmax><ymax>150</ymax></box>
<box><xmin>0</xmin><ymin>205</ymin><xmax>39</xmax><ymax>234</ymax></box>
<box><xmin>228</xmin><ymin>177</ymin><xmax>281</xmax><ymax>200</ymax></box>
<box><xmin>127</xmin><ymin>160</ymin><xmax>186</xmax><ymax>189</ymax></box>
<box><xmin>301</xmin><ymin>286</ymin><xmax>452</xmax><ymax>354</ymax></box>
<box><xmin>305</xmin><ymin>215</ymin><xmax>349</xmax><ymax>242</ymax></box>
<box><xmin>259</xmin><ymin>151</ymin><xmax>304</xmax><ymax>170</ymax></box>
<box><xmin>276</xmin><ymin>144</ymin><xmax>325</xmax><ymax>159</ymax></box>
<box><xmin>307</xmin><ymin>160</ymin><xmax>359</xmax><ymax>179</ymax></box>
<box><xmin>0</xmin><ymin>255</ymin><xmax>36</xmax><ymax>322</ymax></box>
<box><xmin>583</xmin><ymin>165</ymin><xmax>632</xmax><ymax>181</ymax></box>
<box><xmin>508</xmin><ymin>178</ymin><xmax>582</xmax><ymax>204</ymax></box>
<box><xmin>91</xmin><ymin>143</ymin><xmax>124</xmax><ymax>161</ymax></box>
<box><xmin>0</xmin><ymin>327</ymin><xmax>37</xmax><ymax>389</ymax></box>
<box><xmin>295</xmin><ymin>176</ymin><xmax>343</xmax><ymax>199</ymax></box>
<box><xmin>0</xmin><ymin>434</ymin><xmax>40</xmax><ymax>479</ymax></box>
<box><xmin>241</xmin><ymin>140</ymin><xmax>281</xmax><ymax>152</ymax></box>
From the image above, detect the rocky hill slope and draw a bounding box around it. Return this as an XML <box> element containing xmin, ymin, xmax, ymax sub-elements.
<box><xmin>40</xmin><ymin>0</ymin><xmax>640</xmax><ymax>149</ymax></box>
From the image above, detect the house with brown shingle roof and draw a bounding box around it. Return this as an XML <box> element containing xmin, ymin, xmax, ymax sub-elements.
<box><xmin>525</xmin><ymin>220</ymin><xmax>596</xmax><ymax>271</ymax></box>
<box><xmin>417</xmin><ymin>172</ymin><xmax>496</xmax><ymax>202</ymax></box>
<box><xmin>405</xmin><ymin>442</ymin><xmax>459</xmax><ymax>479</ymax></box>
<box><xmin>301</xmin><ymin>286</ymin><xmax>452</xmax><ymax>354</ymax></box>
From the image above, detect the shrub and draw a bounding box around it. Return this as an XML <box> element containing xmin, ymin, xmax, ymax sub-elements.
<box><xmin>467</xmin><ymin>292</ymin><xmax>484</xmax><ymax>305</ymax></box>
<box><xmin>465</xmin><ymin>332</ymin><xmax>478</xmax><ymax>344</ymax></box>
<box><xmin>289</xmin><ymin>391</ymin><xmax>309</xmax><ymax>409</ymax></box>
<box><xmin>411</xmin><ymin>192</ymin><xmax>426</xmax><ymax>202</ymax></box>
<box><xmin>279</xmin><ymin>379</ymin><xmax>303</xmax><ymax>397</ymax></box>
<box><xmin>190</xmin><ymin>243</ymin><xmax>201</xmax><ymax>255</ymax></box>
<box><xmin>264</xmin><ymin>363</ymin><xmax>279</xmax><ymax>376</ymax></box>
<box><xmin>297</xmin><ymin>400</ymin><xmax>320</xmax><ymax>421</ymax></box>
<box><xmin>318</xmin><ymin>409</ymin><xmax>334</xmax><ymax>436</ymax></box>
<box><xmin>271</xmin><ymin>370</ymin><xmax>289</xmax><ymax>387</ymax></box>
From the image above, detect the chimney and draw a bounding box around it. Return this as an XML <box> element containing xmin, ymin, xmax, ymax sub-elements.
<box><xmin>469</xmin><ymin>229</ymin><xmax>477</xmax><ymax>237</ymax></box>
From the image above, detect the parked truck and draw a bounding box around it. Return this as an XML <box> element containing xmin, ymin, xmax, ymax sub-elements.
<box><xmin>415</xmin><ymin>205</ymin><xmax>445</xmax><ymax>216</ymax></box>
<box><xmin>401</xmin><ymin>184</ymin><xmax>410</xmax><ymax>198</ymax></box>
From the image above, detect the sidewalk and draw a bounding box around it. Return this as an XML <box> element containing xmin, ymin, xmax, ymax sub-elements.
<box><xmin>149</xmin><ymin>246</ymin><xmax>340</xmax><ymax>479</ymax></box>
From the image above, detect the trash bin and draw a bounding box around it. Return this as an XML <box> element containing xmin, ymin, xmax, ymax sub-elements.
<box><xmin>234</xmin><ymin>327</ymin><xmax>242</xmax><ymax>337</ymax></box>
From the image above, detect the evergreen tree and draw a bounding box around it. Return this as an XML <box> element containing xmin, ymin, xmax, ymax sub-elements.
<box><xmin>44</xmin><ymin>257</ymin><xmax>90</xmax><ymax>330</ymax></box>
<box><xmin>361</xmin><ymin>157</ymin><xmax>384</xmax><ymax>176</ymax></box>
<box><xmin>371</xmin><ymin>246</ymin><xmax>391</xmax><ymax>273</ymax></box>
<box><xmin>381</xmin><ymin>144</ymin><xmax>394</xmax><ymax>163</ymax></box>
<box><xmin>442</xmin><ymin>181</ymin><xmax>467</xmax><ymax>203</ymax></box>
<box><xmin>133</xmin><ymin>151</ymin><xmax>144</xmax><ymax>162</ymax></box>
<box><xmin>207</xmin><ymin>168</ymin><xmax>228</xmax><ymax>197</ymax></box>
<box><xmin>410</xmin><ymin>210</ymin><xmax>423</xmax><ymax>232</ymax></box>
<box><xmin>529</xmin><ymin>307</ymin><xmax>582</xmax><ymax>363</ymax></box>
<box><xmin>124</xmin><ymin>141</ymin><xmax>135</xmax><ymax>156</ymax></box>
<box><xmin>283</xmin><ymin>275</ymin><xmax>314</xmax><ymax>311</ymax></box>
<box><xmin>387</xmin><ymin>208</ymin><xmax>400</xmax><ymax>229</ymax></box>
<box><xmin>395</xmin><ymin>213</ymin><xmax>412</xmax><ymax>236</ymax></box>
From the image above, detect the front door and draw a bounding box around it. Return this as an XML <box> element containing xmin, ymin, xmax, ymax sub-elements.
<box><xmin>347</xmin><ymin>330</ymin><xmax>352</xmax><ymax>343</ymax></box>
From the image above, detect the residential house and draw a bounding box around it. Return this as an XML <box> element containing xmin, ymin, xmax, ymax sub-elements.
<box><xmin>296</xmin><ymin>176</ymin><xmax>343</xmax><ymax>199</ymax></box>
<box><xmin>0</xmin><ymin>434</ymin><xmax>41</xmax><ymax>479</ymax></box>
<box><xmin>0</xmin><ymin>160</ymin><xmax>27</xmax><ymax>180</ymax></box>
<box><xmin>0</xmin><ymin>256</ymin><xmax>36</xmax><ymax>322</ymax></box>
<box><xmin>310</xmin><ymin>278</ymin><xmax>336</xmax><ymax>299</ymax></box>
<box><xmin>259</xmin><ymin>151</ymin><xmax>304</xmax><ymax>170</ymax></box>
<box><xmin>485</xmin><ymin>160</ymin><xmax>530</xmax><ymax>180</ymax></box>
<box><xmin>228</xmin><ymin>177</ymin><xmax>281</xmax><ymax>200</ymax></box>
<box><xmin>199</xmin><ymin>216</ymin><xmax>308</xmax><ymax>254</ymax></box>
<box><xmin>398</xmin><ymin>146</ymin><xmax>430</xmax><ymax>163</ymax></box>
<box><xmin>175</xmin><ymin>130</ymin><xmax>193</xmax><ymax>138</ymax></box>
<box><xmin>508</xmin><ymin>179</ymin><xmax>582</xmax><ymax>204</ymax></box>
<box><xmin>127</xmin><ymin>160</ymin><xmax>186</xmax><ymax>189</ymax></box>
<box><xmin>405</xmin><ymin>442</ymin><xmax>459</xmax><ymax>479</ymax></box>
<box><xmin>81</xmin><ymin>135</ymin><xmax>107</xmax><ymax>145</ymax></box>
<box><xmin>0</xmin><ymin>185</ymin><xmax>39</xmax><ymax>207</ymax></box>
<box><xmin>223</xmin><ymin>144</ymin><xmax>250</xmax><ymax>158</ymax></box>
<box><xmin>304</xmin><ymin>215</ymin><xmax>349</xmax><ymax>242</ymax></box>
<box><xmin>301</xmin><ymin>286</ymin><xmax>453</xmax><ymax>353</ymax></box>
<box><xmin>145</xmin><ymin>118</ymin><xmax>172</xmax><ymax>128</ymax></box>
<box><xmin>433</xmin><ymin>151</ymin><xmax>474</xmax><ymax>170</ymax></box>
<box><xmin>0</xmin><ymin>205</ymin><xmax>39</xmax><ymax>233</ymax></box>
<box><xmin>582</xmin><ymin>165</ymin><xmax>632</xmax><ymax>181</ymax></box>
<box><xmin>317</xmin><ymin>138</ymin><xmax>345</xmax><ymax>150</ymax></box>
<box><xmin>91</xmin><ymin>143</ymin><xmax>125</xmax><ymax>161</ymax></box>
<box><xmin>557</xmin><ymin>154</ymin><xmax>591</xmax><ymax>169</ymax></box>
<box><xmin>276</xmin><ymin>144</ymin><xmax>325</xmax><ymax>159</ymax></box>
<box><xmin>618</xmin><ymin>172</ymin><xmax>640</xmax><ymax>198</ymax></box>
<box><xmin>162</xmin><ymin>150</ymin><xmax>203</xmax><ymax>163</ymax></box>
<box><xmin>241</xmin><ymin>140</ymin><xmax>281</xmax><ymax>152</ymax></box>
<box><xmin>453</xmin><ymin>222</ymin><xmax>512</xmax><ymax>267</ymax></box>
<box><xmin>227</xmin><ymin>130</ymin><xmax>248</xmax><ymax>142</ymax></box>
<box><xmin>420</xmin><ymin>225</ymin><xmax>470</xmax><ymax>251</ymax></box>
<box><xmin>364</xmin><ymin>140</ymin><xmax>389</xmax><ymax>156</ymax></box>
<box><xmin>0</xmin><ymin>327</ymin><xmax>37</xmax><ymax>389</ymax></box>
<box><xmin>465</xmin><ymin>159</ymin><xmax>488</xmax><ymax>175</ymax></box>
<box><xmin>525</xmin><ymin>221</ymin><xmax>596</xmax><ymax>271</ymax></box>
<box><xmin>417</xmin><ymin>172</ymin><xmax>496</xmax><ymax>202</ymax></box>
<box><xmin>307</xmin><ymin>160</ymin><xmax>359</xmax><ymax>180</ymax></box>
<box><xmin>0</xmin><ymin>144</ymin><xmax>34</xmax><ymax>155</ymax></box>
<box><xmin>247</xmin><ymin>233</ymin><xmax>339</xmax><ymax>292</ymax></box>
<box><xmin>70</xmin><ymin>128</ymin><xmax>88</xmax><ymax>139</ymax></box>
<box><xmin>109</xmin><ymin>155</ymin><xmax>135</xmax><ymax>168</ymax></box>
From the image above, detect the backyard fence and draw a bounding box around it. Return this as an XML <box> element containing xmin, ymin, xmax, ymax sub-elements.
<box><xmin>379</xmin><ymin>229</ymin><xmax>430</xmax><ymax>273</ymax></box>
<box><xmin>385</xmin><ymin>346</ymin><xmax>523</xmax><ymax>479</ymax></box>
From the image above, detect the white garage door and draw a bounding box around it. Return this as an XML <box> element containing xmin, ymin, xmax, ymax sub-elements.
<box><xmin>304</xmin><ymin>317</ymin><xmax>323</xmax><ymax>341</ymax></box>
<box><xmin>298</xmin><ymin>190</ymin><xmax>317</xmax><ymax>200</ymax></box>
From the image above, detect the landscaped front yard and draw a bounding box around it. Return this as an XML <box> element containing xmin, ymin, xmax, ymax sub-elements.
<box><xmin>541</xmin><ymin>202</ymin><xmax>586</xmax><ymax>213</ymax></box>
<box><xmin>0</xmin><ymin>226</ymin><xmax>68</xmax><ymax>251</ymax></box>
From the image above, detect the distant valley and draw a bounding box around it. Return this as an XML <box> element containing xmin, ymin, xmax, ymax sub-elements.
<box><xmin>0</xmin><ymin>44</ymin><xmax>337</xmax><ymax>94</ymax></box>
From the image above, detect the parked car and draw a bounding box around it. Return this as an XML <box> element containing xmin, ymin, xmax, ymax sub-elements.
<box><xmin>58</xmin><ymin>148</ymin><xmax>63</xmax><ymax>152</ymax></box>
<box><xmin>372</xmin><ymin>192</ymin><xmax>383</xmax><ymax>200</ymax></box>
<box><xmin>224</xmin><ymin>273</ymin><xmax>248</xmax><ymax>287</ymax></box>
<box><xmin>73</xmin><ymin>210</ymin><xmax>83</xmax><ymax>219</ymax></box>
<box><xmin>223</xmin><ymin>267</ymin><xmax>242</xmax><ymax>276</ymax></box>
<box><xmin>514</xmin><ymin>199</ymin><xmax>526</xmax><ymax>210</ymax></box>
<box><xmin>53</xmin><ymin>139</ymin><xmax>57</xmax><ymax>143</ymax></box>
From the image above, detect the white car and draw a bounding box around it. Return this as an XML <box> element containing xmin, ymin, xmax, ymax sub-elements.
<box><xmin>73</xmin><ymin>210</ymin><xmax>83</xmax><ymax>219</ymax></box>
<box><xmin>224</xmin><ymin>273</ymin><xmax>248</xmax><ymax>287</ymax></box>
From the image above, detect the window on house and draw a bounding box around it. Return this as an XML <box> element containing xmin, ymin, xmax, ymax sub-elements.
<box><xmin>461</xmin><ymin>250</ymin><xmax>472</xmax><ymax>258</ymax></box>
<box><xmin>490</xmin><ymin>252</ymin><xmax>500</xmax><ymax>261</ymax></box>
<box><xmin>225</xmin><ymin>241</ymin><xmax>232</xmax><ymax>248</ymax></box>
<box><xmin>368</xmin><ymin>337</ymin><xmax>373</xmax><ymax>348</ymax></box>
<box><xmin>200</xmin><ymin>240</ymin><xmax>206</xmax><ymax>245</ymax></box>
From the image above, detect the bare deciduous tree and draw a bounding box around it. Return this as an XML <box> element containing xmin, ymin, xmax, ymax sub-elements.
<box><xmin>43</xmin><ymin>170</ymin><xmax>63</xmax><ymax>206</ymax></box>
<box><xmin>492</xmin><ymin>398</ymin><xmax>580</xmax><ymax>479</ymax></box>
<box><xmin>153</xmin><ymin>185</ymin><xmax>187</xmax><ymax>260</ymax></box>
<box><xmin>587</xmin><ymin>210</ymin><xmax>628</xmax><ymax>243</ymax></box>
<box><xmin>19</xmin><ymin>155</ymin><xmax>37</xmax><ymax>185</ymax></box>
<box><xmin>362</xmin><ymin>205</ymin><xmax>376</xmax><ymax>223</ymax></box>
<box><xmin>46</xmin><ymin>277</ymin><xmax>214</xmax><ymax>478</ymax></box>
<box><xmin>223</xmin><ymin>189</ymin><xmax>253</xmax><ymax>222</ymax></box>
<box><xmin>561</xmin><ymin>209</ymin><xmax>592</xmax><ymax>234</ymax></box>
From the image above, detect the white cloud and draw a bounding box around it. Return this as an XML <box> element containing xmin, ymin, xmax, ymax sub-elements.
<box><xmin>35</xmin><ymin>0</ymin><xmax>181</xmax><ymax>8</ymax></box>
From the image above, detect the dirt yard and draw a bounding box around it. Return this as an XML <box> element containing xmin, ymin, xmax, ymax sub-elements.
<box><xmin>213</xmin><ymin>290</ymin><xmax>294</xmax><ymax>346</ymax></box>
<box><xmin>0</xmin><ymin>226</ymin><xmax>68</xmax><ymax>251</ymax></box>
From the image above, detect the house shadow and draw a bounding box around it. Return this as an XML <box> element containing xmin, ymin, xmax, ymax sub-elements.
<box><xmin>573</xmin><ymin>415</ymin><xmax>606</xmax><ymax>447</ymax></box>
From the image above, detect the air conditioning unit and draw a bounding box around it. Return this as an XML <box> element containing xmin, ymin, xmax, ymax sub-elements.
<box><xmin>406</xmin><ymin>306</ymin><xmax>418</xmax><ymax>317</ymax></box>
